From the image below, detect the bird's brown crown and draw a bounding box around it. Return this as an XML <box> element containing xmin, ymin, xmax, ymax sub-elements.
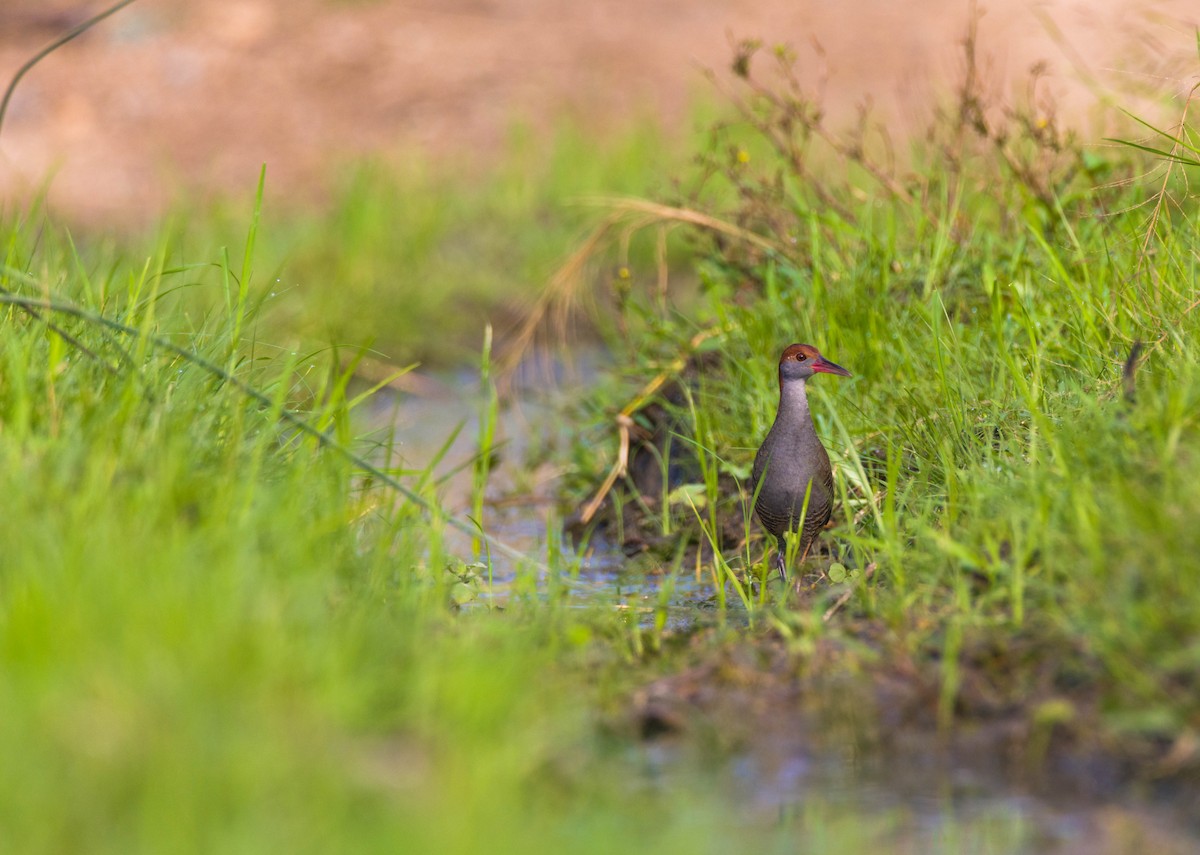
<box><xmin>779</xmin><ymin>343</ymin><xmax>822</xmax><ymax>364</ymax></box>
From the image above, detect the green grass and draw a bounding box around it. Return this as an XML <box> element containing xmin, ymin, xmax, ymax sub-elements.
<box><xmin>570</xmin><ymin>45</ymin><xmax>1200</xmax><ymax>751</ymax></box>
<box><xmin>0</xmin><ymin>212</ymin><xmax>628</xmax><ymax>851</ymax></box>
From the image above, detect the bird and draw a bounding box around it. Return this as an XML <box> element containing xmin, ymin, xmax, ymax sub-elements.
<box><xmin>751</xmin><ymin>343</ymin><xmax>852</xmax><ymax>581</ymax></box>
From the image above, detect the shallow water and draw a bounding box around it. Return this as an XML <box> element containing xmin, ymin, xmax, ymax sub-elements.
<box><xmin>365</xmin><ymin>362</ymin><xmax>732</xmax><ymax>629</ymax></box>
<box><xmin>638</xmin><ymin>732</ymin><xmax>1199</xmax><ymax>853</ymax></box>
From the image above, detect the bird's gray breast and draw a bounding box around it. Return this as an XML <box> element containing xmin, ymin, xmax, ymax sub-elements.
<box><xmin>752</xmin><ymin>426</ymin><xmax>833</xmax><ymax>534</ymax></box>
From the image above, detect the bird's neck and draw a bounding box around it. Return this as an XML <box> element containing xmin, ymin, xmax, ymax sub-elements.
<box><xmin>776</xmin><ymin>378</ymin><xmax>813</xmax><ymax>426</ymax></box>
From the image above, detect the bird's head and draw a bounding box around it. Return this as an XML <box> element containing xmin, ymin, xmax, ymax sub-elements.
<box><xmin>778</xmin><ymin>343</ymin><xmax>852</xmax><ymax>384</ymax></box>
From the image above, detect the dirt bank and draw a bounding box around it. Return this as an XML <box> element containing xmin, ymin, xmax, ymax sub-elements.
<box><xmin>0</xmin><ymin>0</ymin><xmax>1195</xmax><ymax>227</ymax></box>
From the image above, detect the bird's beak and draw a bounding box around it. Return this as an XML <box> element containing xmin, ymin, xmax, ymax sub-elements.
<box><xmin>812</xmin><ymin>356</ymin><xmax>852</xmax><ymax>377</ymax></box>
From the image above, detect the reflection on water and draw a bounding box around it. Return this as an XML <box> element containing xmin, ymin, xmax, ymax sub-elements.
<box><xmin>361</xmin><ymin>366</ymin><xmax>724</xmax><ymax>636</ymax></box>
<box><xmin>632</xmin><ymin>709</ymin><xmax>1200</xmax><ymax>853</ymax></box>
<box><xmin>362</xmin><ymin>353</ymin><xmax>739</xmax><ymax>618</ymax></box>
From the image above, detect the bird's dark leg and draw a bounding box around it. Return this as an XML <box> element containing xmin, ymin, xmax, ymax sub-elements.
<box><xmin>775</xmin><ymin>537</ymin><xmax>788</xmax><ymax>582</ymax></box>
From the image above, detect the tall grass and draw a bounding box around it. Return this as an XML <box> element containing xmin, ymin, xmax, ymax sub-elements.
<box><xmin>0</xmin><ymin>209</ymin><xmax>621</xmax><ymax>852</ymax></box>
<box><xmin>565</xmin><ymin>41</ymin><xmax>1200</xmax><ymax>748</ymax></box>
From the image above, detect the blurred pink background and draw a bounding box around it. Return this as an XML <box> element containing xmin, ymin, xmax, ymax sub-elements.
<box><xmin>0</xmin><ymin>0</ymin><xmax>1195</xmax><ymax>225</ymax></box>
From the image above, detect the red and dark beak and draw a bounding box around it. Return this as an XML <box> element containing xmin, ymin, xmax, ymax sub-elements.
<box><xmin>812</xmin><ymin>356</ymin><xmax>852</xmax><ymax>377</ymax></box>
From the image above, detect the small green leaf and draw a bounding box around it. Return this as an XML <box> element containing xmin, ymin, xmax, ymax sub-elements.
<box><xmin>722</xmin><ymin>461</ymin><xmax>752</xmax><ymax>480</ymax></box>
<box><xmin>828</xmin><ymin>563</ymin><xmax>847</xmax><ymax>583</ymax></box>
<box><xmin>1033</xmin><ymin>698</ymin><xmax>1076</xmax><ymax>727</ymax></box>
<box><xmin>667</xmin><ymin>483</ymin><xmax>708</xmax><ymax>509</ymax></box>
<box><xmin>450</xmin><ymin>582</ymin><xmax>477</xmax><ymax>605</ymax></box>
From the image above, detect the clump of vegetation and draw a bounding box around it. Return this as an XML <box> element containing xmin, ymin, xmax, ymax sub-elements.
<box><xmin>0</xmin><ymin>203</ymin><xmax>711</xmax><ymax>853</ymax></box>
<box><xmin>563</xmin><ymin>36</ymin><xmax>1200</xmax><ymax>761</ymax></box>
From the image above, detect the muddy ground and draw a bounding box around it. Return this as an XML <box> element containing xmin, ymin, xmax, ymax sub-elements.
<box><xmin>0</xmin><ymin>0</ymin><xmax>1196</xmax><ymax>227</ymax></box>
